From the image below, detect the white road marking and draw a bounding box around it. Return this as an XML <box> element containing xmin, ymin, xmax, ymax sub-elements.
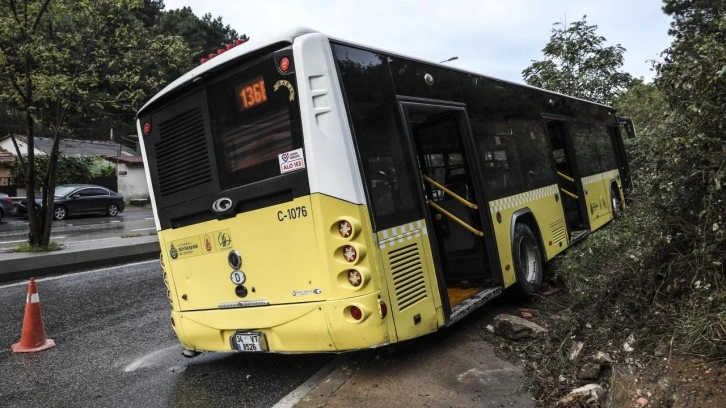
<box><xmin>130</xmin><ymin>228</ymin><xmax>156</xmax><ymax>232</ymax></box>
<box><xmin>272</xmin><ymin>354</ymin><xmax>350</xmax><ymax>408</ymax></box>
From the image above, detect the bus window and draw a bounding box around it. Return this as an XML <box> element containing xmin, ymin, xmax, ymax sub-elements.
<box><xmin>333</xmin><ymin>44</ymin><xmax>423</xmax><ymax>231</ymax></box>
<box><xmin>208</xmin><ymin>55</ymin><xmax>304</xmax><ymax>189</ymax></box>
<box><xmin>472</xmin><ymin>115</ymin><xmax>556</xmax><ymax>199</ymax></box>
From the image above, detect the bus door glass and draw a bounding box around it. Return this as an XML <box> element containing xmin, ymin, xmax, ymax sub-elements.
<box><xmin>545</xmin><ymin>118</ymin><xmax>589</xmax><ymax>239</ymax></box>
<box><xmin>400</xmin><ymin>103</ymin><xmax>489</xmax><ymax>285</ymax></box>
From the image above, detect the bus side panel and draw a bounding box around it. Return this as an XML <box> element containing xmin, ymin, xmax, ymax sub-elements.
<box><xmin>377</xmin><ymin>221</ymin><xmax>443</xmax><ymax>341</ymax></box>
<box><xmin>488</xmin><ymin>185</ymin><xmax>567</xmax><ymax>288</ymax></box>
<box><xmin>582</xmin><ymin>169</ymin><xmax>619</xmax><ymax>231</ymax></box>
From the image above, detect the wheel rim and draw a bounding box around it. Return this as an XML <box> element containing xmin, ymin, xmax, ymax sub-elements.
<box><xmin>612</xmin><ymin>192</ymin><xmax>623</xmax><ymax>218</ymax></box>
<box><xmin>519</xmin><ymin>237</ymin><xmax>539</xmax><ymax>284</ymax></box>
<box><xmin>55</xmin><ymin>207</ymin><xmax>66</xmax><ymax>219</ymax></box>
<box><xmin>109</xmin><ymin>204</ymin><xmax>118</xmax><ymax>216</ymax></box>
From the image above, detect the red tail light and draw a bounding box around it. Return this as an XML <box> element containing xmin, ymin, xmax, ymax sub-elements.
<box><xmin>347</xmin><ymin>270</ymin><xmax>362</xmax><ymax>287</ymax></box>
<box><xmin>350</xmin><ymin>306</ymin><xmax>362</xmax><ymax>320</ymax></box>
<box><xmin>343</xmin><ymin>245</ymin><xmax>357</xmax><ymax>262</ymax></box>
<box><xmin>279</xmin><ymin>57</ymin><xmax>291</xmax><ymax>72</ymax></box>
<box><xmin>338</xmin><ymin>220</ymin><xmax>352</xmax><ymax>238</ymax></box>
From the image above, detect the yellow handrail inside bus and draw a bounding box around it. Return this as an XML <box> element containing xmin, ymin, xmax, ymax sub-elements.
<box><xmin>557</xmin><ymin>171</ymin><xmax>575</xmax><ymax>183</ymax></box>
<box><xmin>560</xmin><ymin>187</ymin><xmax>578</xmax><ymax>199</ymax></box>
<box><xmin>427</xmin><ymin>200</ymin><xmax>485</xmax><ymax>237</ymax></box>
<box><xmin>421</xmin><ymin>175</ymin><xmax>478</xmax><ymax>210</ymax></box>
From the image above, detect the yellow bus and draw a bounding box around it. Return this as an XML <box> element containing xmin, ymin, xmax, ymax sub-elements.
<box><xmin>137</xmin><ymin>28</ymin><xmax>631</xmax><ymax>355</ymax></box>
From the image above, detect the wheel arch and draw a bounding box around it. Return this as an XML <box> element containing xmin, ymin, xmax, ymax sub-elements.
<box><xmin>510</xmin><ymin>208</ymin><xmax>547</xmax><ymax>263</ymax></box>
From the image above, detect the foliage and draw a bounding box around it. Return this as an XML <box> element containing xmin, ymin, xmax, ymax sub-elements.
<box><xmin>11</xmin><ymin>155</ymin><xmax>99</xmax><ymax>186</ymax></box>
<box><xmin>546</xmin><ymin>1</ymin><xmax>726</xmax><ymax>362</ymax></box>
<box><xmin>156</xmin><ymin>6</ymin><xmax>239</xmax><ymax>65</ymax></box>
<box><xmin>657</xmin><ymin>0</ymin><xmax>726</xmax><ymax>138</ymax></box>
<box><xmin>613</xmin><ymin>81</ymin><xmax>673</xmax><ymax>137</ymax></box>
<box><xmin>522</xmin><ymin>15</ymin><xmax>634</xmax><ymax>104</ymax></box>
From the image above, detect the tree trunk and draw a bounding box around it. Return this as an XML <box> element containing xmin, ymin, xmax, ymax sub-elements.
<box><xmin>39</xmin><ymin>130</ymin><xmax>63</xmax><ymax>246</ymax></box>
<box><xmin>24</xmin><ymin>53</ymin><xmax>41</xmax><ymax>247</ymax></box>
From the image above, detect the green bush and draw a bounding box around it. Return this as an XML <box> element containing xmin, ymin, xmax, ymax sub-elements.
<box><xmin>551</xmin><ymin>131</ymin><xmax>725</xmax><ymax>357</ymax></box>
<box><xmin>12</xmin><ymin>155</ymin><xmax>98</xmax><ymax>187</ymax></box>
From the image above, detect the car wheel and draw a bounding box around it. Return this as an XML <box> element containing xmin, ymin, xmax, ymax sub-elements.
<box><xmin>107</xmin><ymin>203</ymin><xmax>119</xmax><ymax>217</ymax></box>
<box><xmin>512</xmin><ymin>223</ymin><xmax>543</xmax><ymax>297</ymax></box>
<box><xmin>53</xmin><ymin>205</ymin><xmax>67</xmax><ymax>220</ymax></box>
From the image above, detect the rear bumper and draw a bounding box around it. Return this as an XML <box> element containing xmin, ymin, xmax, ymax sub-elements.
<box><xmin>171</xmin><ymin>291</ymin><xmax>390</xmax><ymax>353</ymax></box>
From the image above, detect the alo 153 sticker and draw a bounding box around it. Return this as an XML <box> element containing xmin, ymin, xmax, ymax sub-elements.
<box><xmin>279</xmin><ymin>148</ymin><xmax>305</xmax><ymax>174</ymax></box>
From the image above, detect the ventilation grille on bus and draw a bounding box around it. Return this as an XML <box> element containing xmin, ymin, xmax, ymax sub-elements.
<box><xmin>550</xmin><ymin>219</ymin><xmax>567</xmax><ymax>244</ymax></box>
<box><xmin>389</xmin><ymin>243</ymin><xmax>427</xmax><ymax>311</ymax></box>
<box><xmin>155</xmin><ymin>108</ymin><xmax>212</xmax><ymax>197</ymax></box>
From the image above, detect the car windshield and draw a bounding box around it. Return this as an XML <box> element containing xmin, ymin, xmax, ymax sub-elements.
<box><xmin>54</xmin><ymin>186</ymin><xmax>78</xmax><ymax>197</ymax></box>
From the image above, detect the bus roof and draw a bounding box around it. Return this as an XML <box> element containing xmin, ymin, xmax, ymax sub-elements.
<box><xmin>139</xmin><ymin>27</ymin><xmax>613</xmax><ymax>114</ymax></box>
<box><xmin>139</xmin><ymin>27</ymin><xmax>317</xmax><ymax>112</ymax></box>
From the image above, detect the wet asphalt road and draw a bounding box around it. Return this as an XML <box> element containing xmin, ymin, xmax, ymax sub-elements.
<box><xmin>0</xmin><ymin>207</ymin><xmax>157</xmax><ymax>250</ymax></box>
<box><xmin>0</xmin><ymin>261</ymin><xmax>334</xmax><ymax>407</ymax></box>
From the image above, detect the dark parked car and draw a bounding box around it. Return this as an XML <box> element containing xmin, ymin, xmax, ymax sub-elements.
<box><xmin>0</xmin><ymin>193</ymin><xmax>14</xmax><ymax>222</ymax></box>
<box><xmin>17</xmin><ymin>184</ymin><xmax>125</xmax><ymax>220</ymax></box>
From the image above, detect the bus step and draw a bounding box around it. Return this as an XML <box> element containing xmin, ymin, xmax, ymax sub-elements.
<box><xmin>447</xmin><ymin>286</ymin><xmax>503</xmax><ymax>327</ymax></box>
<box><xmin>569</xmin><ymin>230</ymin><xmax>590</xmax><ymax>244</ymax></box>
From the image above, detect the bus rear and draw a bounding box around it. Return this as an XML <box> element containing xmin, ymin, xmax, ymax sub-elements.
<box><xmin>137</xmin><ymin>31</ymin><xmax>392</xmax><ymax>353</ymax></box>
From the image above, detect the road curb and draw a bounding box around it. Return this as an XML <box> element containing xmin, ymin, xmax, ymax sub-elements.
<box><xmin>0</xmin><ymin>240</ymin><xmax>160</xmax><ymax>283</ymax></box>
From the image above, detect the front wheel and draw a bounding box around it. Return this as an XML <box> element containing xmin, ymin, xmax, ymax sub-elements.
<box><xmin>53</xmin><ymin>205</ymin><xmax>67</xmax><ymax>220</ymax></box>
<box><xmin>611</xmin><ymin>187</ymin><xmax>623</xmax><ymax>219</ymax></box>
<box><xmin>107</xmin><ymin>203</ymin><xmax>119</xmax><ymax>217</ymax></box>
<box><xmin>512</xmin><ymin>223</ymin><xmax>543</xmax><ymax>296</ymax></box>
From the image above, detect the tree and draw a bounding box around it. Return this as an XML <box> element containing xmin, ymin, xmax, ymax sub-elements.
<box><xmin>156</xmin><ymin>6</ymin><xmax>239</xmax><ymax>64</ymax></box>
<box><xmin>614</xmin><ymin>80</ymin><xmax>673</xmax><ymax>137</ymax></box>
<box><xmin>0</xmin><ymin>0</ymin><xmax>192</xmax><ymax>248</ymax></box>
<box><xmin>522</xmin><ymin>15</ymin><xmax>634</xmax><ymax>104</ymax></box>
<box><xmin>656</xmin><ymin>0</ymin><xmax>726</xmax><ymax>137</ymax></box>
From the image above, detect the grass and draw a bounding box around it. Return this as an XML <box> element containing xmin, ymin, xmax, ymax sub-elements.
<box><xmin>15</xmin><ymin>241</ymin><xmax>62</xmax><ymax>252</ymax></box>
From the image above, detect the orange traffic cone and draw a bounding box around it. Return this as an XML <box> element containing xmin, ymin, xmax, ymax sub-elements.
<box><xmin>11</xmin><ymin>278</ymin><xmax>56</xmax><ymax>353</ymax></box>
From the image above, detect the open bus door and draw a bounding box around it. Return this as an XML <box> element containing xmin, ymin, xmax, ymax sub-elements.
<box><xmin>399</xmin><ymin>101</ymin><xmax>501</xmax><ymax>323</ymax></box>
<box><xmin>614</xmin><ymin>117</ymin><xmax>635</xmax><ymax>201</ymax></box>
<box><xmin>544</xmin><ymin>117</ymin><xmax>590</xmax><ymax>243</ymax></box>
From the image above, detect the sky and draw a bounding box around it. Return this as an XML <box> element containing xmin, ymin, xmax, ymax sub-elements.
<box><xmin>161</xmin><ymin>0</ymin><xmax>673</xmax><ymax>84</ymax></box>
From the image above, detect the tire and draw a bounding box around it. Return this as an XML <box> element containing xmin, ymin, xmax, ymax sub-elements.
<box><xmin>53</xmin><ymin>205</ymin><xmax>67</xmax><ymax>220</ymax></box>
<box><xmin>107</xmin><ymin>203</ymin><xmax>119</xmax><ymax>217</ymax></box>
<box><xmin>611</xmin><ymin>187</ymin><xmax>623</xmax><ymax>219</ymax></box>
<box><xmin>512</xmin><ymin>223</ymin><xmax>543</xmax><ymax>296</ymax></box>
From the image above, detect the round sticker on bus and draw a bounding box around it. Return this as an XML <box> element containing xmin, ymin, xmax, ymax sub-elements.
<box><xmin>230</xmin><ymin>270</ymin><xmax>246</xmax><ymax>285</ymax></box>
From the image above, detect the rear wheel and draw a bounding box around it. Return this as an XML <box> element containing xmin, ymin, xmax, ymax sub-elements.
<box><xmin>512</xmin><ymin>223</ymin><xmax>543</xmax><ymax>296</ymax></box>
<box><xmin>107</xmin><ymin>203</ymin><xmax>119</xmax><ymax>217</ymax></box>
<box><xmin>53</xmin><ymin>205</ymin><xmax>67</xmax><ymax>220</ymax></box>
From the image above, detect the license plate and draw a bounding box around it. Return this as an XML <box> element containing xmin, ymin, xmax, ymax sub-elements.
<box><xmin>231</xmin><ymin>332</ymin><xmax>267</xmax><ymax>352</ymax></box>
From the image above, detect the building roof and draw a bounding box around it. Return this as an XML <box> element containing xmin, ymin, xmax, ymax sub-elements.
<box><xmin>104</xmin><ymin>155</ymin><xmax>144</xmax><ymax>165</ymax></box>
<box><xmin>1</xmin><ymin>135</ymin><xmax>136</xmax><ymax>157</ymax></box>
<box><xmin>0</xmin><ymin>146</ymin><xmax>13</xmax><ymax>163</ymax></box>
